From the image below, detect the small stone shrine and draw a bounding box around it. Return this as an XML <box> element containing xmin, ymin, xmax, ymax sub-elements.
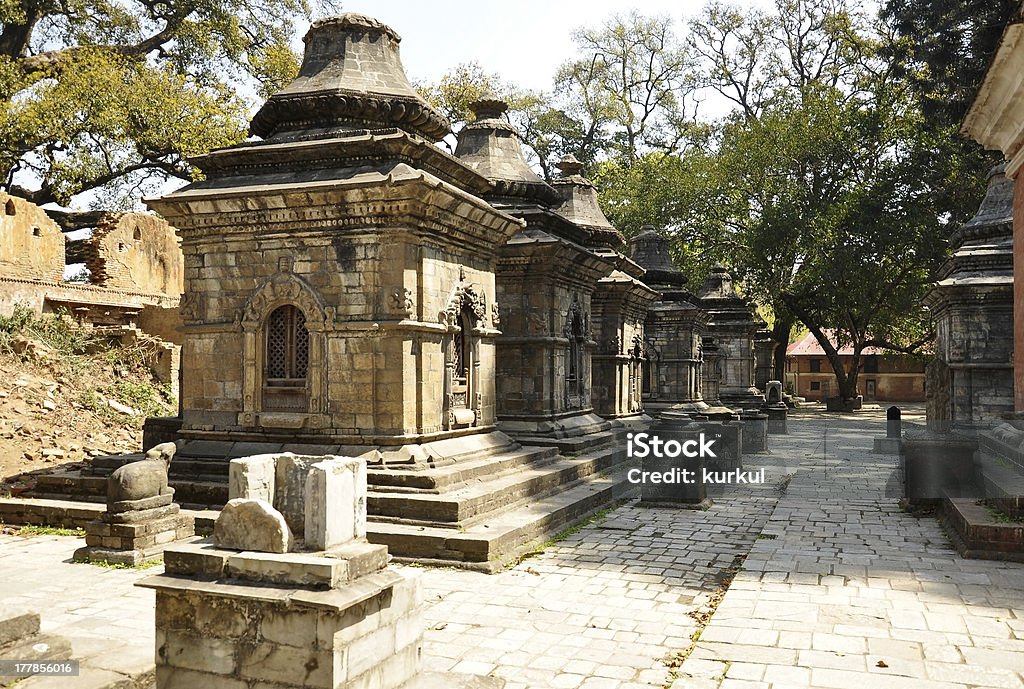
<box><xmin>75</xmin><ymin>442</ymin><xmax>194</xmax><ymax>566</ymax></box>
<box><xmin>924</xmin><ymin>164</ymin><xmax>1015</xmax><ymax>425</ymax></box>
<box><xmin>697</xmin><ymin>265</ymin><xmax>766</xmax><ymax>409</ymax></box>
<box><xmin>551</xmin><ymin>156</ymin><xmax>658</xmax><ymax>428</ymax></box>
<box><xmin>455</xmin><ymin>101</ymin><xmax>616</xmax><ymax>442</ymax></box>
<box><xmin>139</xmin><ymin>453</ymin><xmax>439</xmax><ymax>689</ymax></box>
<box><xmin>629</xmin><ymin>227</ymin><xmax>708</xmax><ymax>415</ymax></box>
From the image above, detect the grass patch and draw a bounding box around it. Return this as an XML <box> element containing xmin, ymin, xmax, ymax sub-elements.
<box><xmin>73</xmin><ymin>558</ymin><xmax>163</xmax><ymax>570</ymax></box>
<box><xmin>756</xmin><ymin>533</ymin><xmax>778</xmax><ymax>540</ymax></box>
<box><xmin>977</xmin><ymin>499</ymin><xmax>1024</xmax><ymax>524</ymax></box>
<box><xmin>511</xmin><ymin>504</ymin><xmax>619</xmax><ymax>565</ymax></box>
<box><xmin>14</xmin><ymin>525</ymin><xmax>85</xmax><ymax>537</ymax></box>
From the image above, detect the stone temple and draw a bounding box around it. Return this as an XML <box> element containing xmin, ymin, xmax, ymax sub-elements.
<box><xmin>142</xmin><ymin>14</ymin><xmax>645</xmax><ymax>569</ymax></box>
<box><xmin>11</xmin><ymin>12</ymin><xmax>773</xmax><ymax>569</ymax></box>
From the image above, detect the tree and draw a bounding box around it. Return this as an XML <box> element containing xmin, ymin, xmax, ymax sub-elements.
<box><xmin>650</xmin><ymin>0</ymin><xmax>967</xmax><ymax>399</ymax></box>
<box><xmin>881</xmin><ymin>0</ymin><xmax>1019</xmax><ymax>129</ymax></box>
<box><xmin>0</xmin><ymin>0</ymin><xmax>326</xmax><ymax>230</ymax></box>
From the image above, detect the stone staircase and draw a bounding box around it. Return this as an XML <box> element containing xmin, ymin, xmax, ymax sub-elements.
<box><xmin>16</xmin><ymin>430</ymin><xmax>637</xmax><ymax>571</ymax></box>
<box><xmin>0</xmin><ymin>609</ymin><xmax>72</xmax><ymax>688</ymax></box>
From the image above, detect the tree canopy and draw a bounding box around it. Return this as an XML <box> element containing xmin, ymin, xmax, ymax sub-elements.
<box><xmin>0</xmin><ymin>0</ymin><xmax>327</xmax><ymax>229</ymax></box>
<box><xmin>419</xmin><ymin>0</ymin><xmax>1003</xmax><ymax>400</ymax></box>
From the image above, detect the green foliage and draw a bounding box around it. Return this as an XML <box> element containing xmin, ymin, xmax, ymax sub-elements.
<box><xmin>882</xmin><ymin>0</ymin><xmax>1019</xmax><ymax>129</ymax></box>
<box><xmin>14</xmin><ymin>525</ymin><xmax>85</xmax><ymax>537</ymax></box>
<box><xmin>112</xmin><ymin>380</ymin><xmax>172</xmax><ymax>418</ymax></box>
<box><xmin>0</xmin><ymin>0</ymin><xmax>326</xmax><ymax>216</ymax></box>
<box><xmin>0</xmin><ymin>305</ymin><xmax>99</xmax><ymax>357</ymax></box>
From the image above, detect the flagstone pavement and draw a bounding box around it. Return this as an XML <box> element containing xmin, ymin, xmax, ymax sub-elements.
<box><xmin>1</xmin><ymin>408</ymin><xmax>1022</xmax><ymax>689</ymax></box>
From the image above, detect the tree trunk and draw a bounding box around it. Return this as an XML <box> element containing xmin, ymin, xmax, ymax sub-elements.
<box><xmin>770</xmin><ymin>314</ymin><xmax>794</xmax><ymax>382</ymax></box>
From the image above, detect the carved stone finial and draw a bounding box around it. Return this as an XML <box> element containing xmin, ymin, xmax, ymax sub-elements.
<box><xmin>249</xmin><ymin>13</ymin><xmax>451</xmax><ymax>140</ymax></box>
<box><xmin>556</xmin><ymin>154</ymin><xmax>585</xmax><ymax>177</ymax></box>
<box><xmin>470</xmin><ymin>98</ymin><xmax>509</xmax><ymax>121</ymax></box>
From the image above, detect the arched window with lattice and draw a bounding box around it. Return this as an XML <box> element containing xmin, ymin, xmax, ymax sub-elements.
<box><xmin>263</xmin><ymin>304</ymin><xmax>309</xmax><ymax>412</ymax></box>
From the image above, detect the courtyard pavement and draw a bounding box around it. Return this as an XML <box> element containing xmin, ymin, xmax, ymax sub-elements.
<box><xmin>1</xmin><ymin>408</ymin><xmax>1022</xmax><ymax>689</ymax></box>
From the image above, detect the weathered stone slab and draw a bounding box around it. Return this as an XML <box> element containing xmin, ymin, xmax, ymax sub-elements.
<box><xmin>274</xmin><ymin>455</ymin><xmax>320</xmax><ymax>537</ymax></box>
<box><xmin>102</xmin><ymin>503</ymin><xmax>179</xmax><ymax>524</ymax></box>
<box><xmin>214</xmin><ymin>498</ymin><xmax>293</xmax><ymax>553</ymax></box>
<box><xmin>228</xmin><ymin>454</ymin><xmax>277</xmax><ymax>503</ymax></box>
<box><xmin>305</xmin><ymin>458</ymin><xmax>366</xmax><ymax>550</ymax></box>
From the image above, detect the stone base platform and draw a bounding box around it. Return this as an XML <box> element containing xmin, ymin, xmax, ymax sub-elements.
<box><xmin>497</xmin><ymin>411</ymin><xmax>612</xmax><ymax>441</ymax></box>
<box><xmin>873</xmin><ymin>436</ymin><xmax>902</xmax><ymax>454</ymax></box>
<box><xmin>938</xmin><ymin>497</ymin><xmax>1024</xmax><ymax>562</ymax></box>
<box><xmin>74</xmin><ymin>505</ymin><xmax>195</xmax><ymax>566</ymax></box>
<box><xmin>19</xmin><ymin>430</ymin><xmax>639</xmax><ymax>572</ymax></box>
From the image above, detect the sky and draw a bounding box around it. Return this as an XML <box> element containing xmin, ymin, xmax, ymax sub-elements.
<box><xmin>323</xmin><ymin>0</ymin><xmax>776</xmax><ymax>93</ymax></box>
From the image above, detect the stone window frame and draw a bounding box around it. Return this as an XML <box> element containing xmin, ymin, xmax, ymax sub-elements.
<box><xmin>440</xmin><ymin>280</ymin><xmax>487</xmax><ymax>430</ymax></box>
<box><xmin>262</xmin><ymin>304</ymin><xmax>310</xmax><ymax>412</ymax></box>
<box><xmin>238</xmin><ymin>272</ymin><xmax>330</xmax><ymax>428</ymax></box>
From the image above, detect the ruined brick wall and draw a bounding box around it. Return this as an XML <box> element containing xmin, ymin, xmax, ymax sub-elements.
<box><xmin>84</xmin><ymin>213</ymin><xmax>183</xmax><ymax>296</ymax></box>
<box><xmin>0</xmin><ymin>193</ymin><xmax>65</xmax><ymax>282</ymax></box>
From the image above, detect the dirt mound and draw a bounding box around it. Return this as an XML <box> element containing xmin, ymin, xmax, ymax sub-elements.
<box><xmin>0</xmin><ymin>309</ymin><xmax>175</xmax><ymax>494</ymax></box>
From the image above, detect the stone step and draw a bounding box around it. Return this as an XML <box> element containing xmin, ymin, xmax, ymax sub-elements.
<box><xmin>30</xmin><ymin>473</ymin><xmax>106</xmax><ymax>498</ymax></box>
<box><xmin>367</xmin><ymin>459</ymin><xmax>638</xmax><ymax>571</ymax></box>
<box><xmin>0</xmin><ymin>497</ymin><xmax>217</xmax><ymax>533</ymax></box>
<box><xmin>509</xmin><ymin>429</ymin><xmax>624</xmax><ymax>454</ymax></box>
<box><xmin>0</xmin><ymin>609</ymin><xmax>40</xmax><ymax>647</ymax></box>
<box><xmin>368</xmin><ymin>444</ymin><xmax>625</xmax><ymax>525</ymax></box>
<box><xmin>367</xmin><ymin>445</ymin><xmax>557</xmax><ymax>492</ymax></box>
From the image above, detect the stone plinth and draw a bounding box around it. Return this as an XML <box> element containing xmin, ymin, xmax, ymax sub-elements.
<box><xmin>765</xmin><ymin>405</ymin><xmax>788</xmax><ymax>434</ymax></box>
<box><xmin>74</xmin><ymin>491</ymin><xmax>195</xmax><ymax>566</ymax></box>
<box><xmin>873</xmin><ymin>437</ymin><xmax>902</xmax><ymax>454</ymax></box>
<box><xmin>640</xmin><ymin>416</ymin><xmax>710</xmax><ymax>508</ymax></box>
<box><xmin>697</xmin><ymin>265</ymin><xmax>765</xmax><ymax>410</ymax></box>
<box><xmin>142</xmin><ymin>543</ymin><xmax>420</xmax><ymax>689</ymax></box>
<box><xmin>903</xmin><ymin>431</ymin><xmax>980</xmax><ymax>504</ymax></box>
<box><xmin>140</xmin><ymin>450</ymin><xmax>428</xmax><ymax>689</ymax></box>
<box><xmin>740</xmin><ymin>412</ymin><xmax>768</xmax><ymax>453</ymax></box>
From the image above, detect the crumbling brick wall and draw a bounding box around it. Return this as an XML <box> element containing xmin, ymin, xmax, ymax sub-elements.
<box><xmin>84</xmin><ymin>213</ymin><xmax>183</xmax><ymax>296</ymax></box>
<box><xmin>0</xmin><ymin>193</ymin><xmax>65</xmax><ymax>282</ymax></box>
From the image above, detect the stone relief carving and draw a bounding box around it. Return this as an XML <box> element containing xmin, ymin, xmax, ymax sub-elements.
<box><xmin>179</xmin><ymin>292</ymin><xmax>202</xmax><ymax>322</ymax></box>
<box><xmin>387</xmin><ymin>287</ymin><xmax>415</xmax><ymax>317</ymax></box>
<box><xmin>440</xmin><ymin>280</ymin><xmax>487</xmax><ymax>328</ymax></box>
<box><xmin>241</xmin><ymin>271</ymin><xmax>328</xmax><ymax>329</ymax></box>
<box><xmin>602</xmin><ymin>337</ymin><xmax>621</xmax><ymax>355</ymax></box>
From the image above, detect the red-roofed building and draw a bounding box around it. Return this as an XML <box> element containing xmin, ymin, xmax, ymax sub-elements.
<box><xmin>785</xmin><ymin>332</ymin><xmax>927</xmax><ymax>402</ymax></box>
